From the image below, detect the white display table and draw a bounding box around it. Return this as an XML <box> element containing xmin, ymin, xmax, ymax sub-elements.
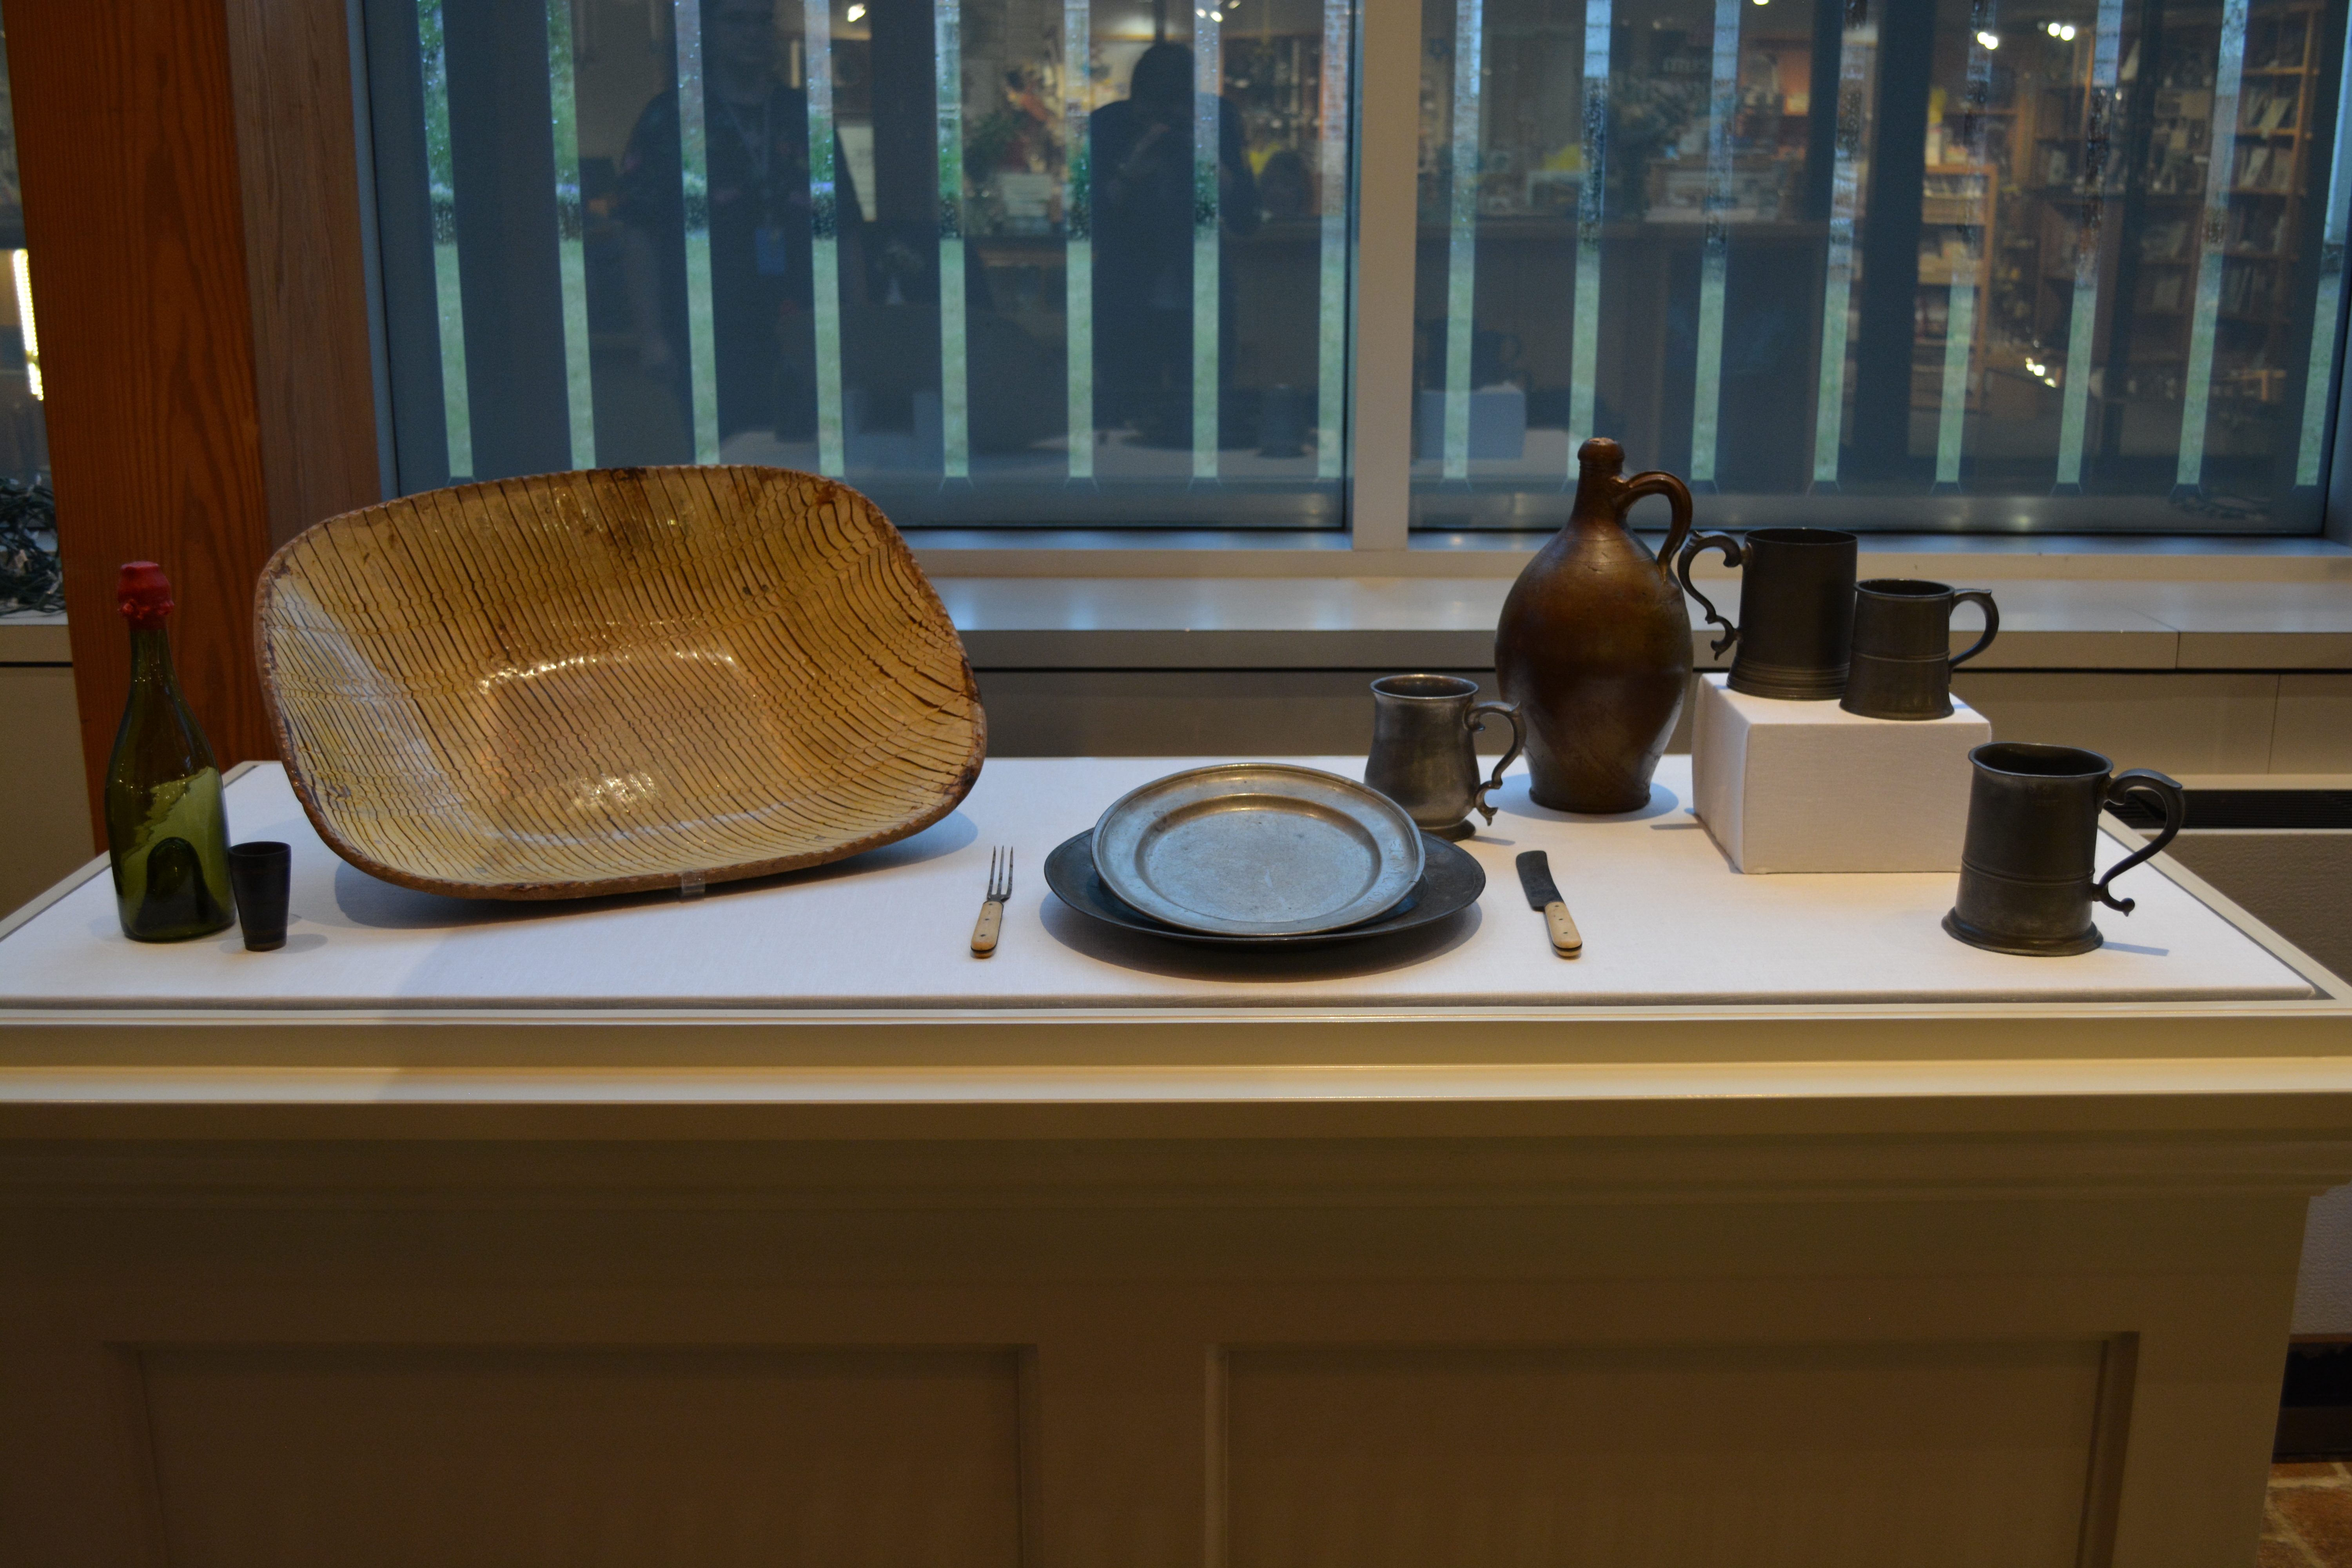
<box><xmin>0</xmin><ymin>758</ymin><xmax>2312</xmax><ymax>1012</ymax></box>
<box><xmin>2</xmin><ymin>756</ymin><xmax>2348</xmax><ymax>1568</ymax></box>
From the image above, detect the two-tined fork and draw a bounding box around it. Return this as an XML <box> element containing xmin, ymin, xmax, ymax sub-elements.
<box><xmin>970</xmin><ymin>845</ymin><xmax>1014</xmax><ymax>956</ymax></box>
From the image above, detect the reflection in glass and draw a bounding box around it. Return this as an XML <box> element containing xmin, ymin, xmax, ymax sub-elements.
<box><xmin>371</xmin><ymin>0</ymin><xmax>1352</xmax><ymax>527</ymax></box>
<box><xmin>807</xmin><ymin>0</ymin><xmax>848</xmax><ymax>472</ymax></box>
<box><xmin>1064</xmin><ymin>0</ymin><xmax>1095</xmax><ymax>477</ymax></box>
<box><xmin>1573</xmin><ymin>0</ymin><xmax>1611</xmax><ymax>452</ymax></box>
<box><xmin>1415</xmin><ymin>0</ymin><xmax>2352</xmax><ymax>533</ymax></box>
<box><xmin>0</xmin><ymin>17</ymin><xmax>43</xmax><ymax>495</ymax></box>
<box><xmin>2300</xmin><ymin>10</ymin><xmax>2352</xmax><ymax>482</ymax></box>
<box><xmin>672</xmin><ymin>0</ymin><xmax>721</xmax><ymax>461</ymax></box>
<box><xmin>1809</xmin><ymin>0</ymin><xmax>1870</xmax><ymax>488</ymax></box>
<box><xmin>937</xmin><ymin>0</ymin><xmax>970</xmax><ymax>479</ymax></box>
<box><xmin>2052</xmin><ymin>0</ymin><xmax>2122</xmax><ymax>493</ymax></box>
<box><xmin>550</xmin><ymin>0</ymin><xmax>597</xmax><ymax>466</ymax></box>
<box><xmin>1440</xmin><ymin>0</ymin><xmax>1483</xmax><ymax>479</ymax></box>
<box><xmin>417</xmin><ymin>0</ymin><xmax>473</xmax><ymax>477</ymax></box>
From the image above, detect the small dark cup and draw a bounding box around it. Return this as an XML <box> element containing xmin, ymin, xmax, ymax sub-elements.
<box><xmin>1676</xmin><ymin>527</ymin><xmax>1859</xmax><ymax>701</ymax></box>
<box><xmin>1840</xmin><ymin>579</ymin><xmax>1999</xmax><ymax>720</ymax></box>
<box><xmin>1944</xmin><ymin>744</ymin><xmax>2185</xmax><ymax>957</ymax></box>
<box><xmin>227</xmin><ymin>841</ymin><xmax>292</xmax><ymax>952</ymax></box>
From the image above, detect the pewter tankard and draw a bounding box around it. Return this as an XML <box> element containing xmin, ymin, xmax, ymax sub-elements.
<box><xmin>1943</xmin><ymin>743</ymin><xmax>2185</xmax><ymax>956</ymax></box>
<box><xmin>1840</xmin><ymin>578</ymin><xmax>1999</xmax><ymax>720</ymax></box>
<box><xmin>1365</xmin><ymin>675</ymin><xmax>1525</xmax><ymax>838</ymax></box>
<box><xmin>1675</xmin><ymin>526</ymin><xmax>1860</xmax><ymax>700</ymax></box>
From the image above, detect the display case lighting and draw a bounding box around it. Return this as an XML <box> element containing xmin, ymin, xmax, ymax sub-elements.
<box><xmin>12</xmin><ymin>251</ymin><xmax>40</xmax><ymax>402</ymax></box>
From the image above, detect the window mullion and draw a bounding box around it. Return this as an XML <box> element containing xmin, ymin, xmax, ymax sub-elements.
<box><xmin>1350</xmin><ymin>0</ymin><xmax>1418</xmax><ymax>551</ymax></box>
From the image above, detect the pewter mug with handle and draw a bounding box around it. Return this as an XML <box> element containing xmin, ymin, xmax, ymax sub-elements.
<box><xmin>1943</xmin><ymin>742</ymin><xmax>2185</xmax><ymax>957</ymax></box>
<box><xmin>1365</xmin><ymin>674</ymin><xmax>1525</xmax><ymax>838</ymax></box>
<box><xmin>1675</xmin><ymin>526</ymin><xmax>1859</xmax><ymax>701</ymax></box>
<box><xmin>1840</xmin><ymin>578</ymin><xmax>1999</xmax><ymax>721</ymax></box>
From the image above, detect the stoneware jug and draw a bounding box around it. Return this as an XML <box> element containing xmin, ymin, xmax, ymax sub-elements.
<box><xmin>1495</xmin><ymin>438</ymin><xmax>1695</xmax><ymax>813</ymax></box>
<box><xmin>1363</xmin><ymin>674</ymin><xmax>1525</xmax><ymax>839</ymax></box>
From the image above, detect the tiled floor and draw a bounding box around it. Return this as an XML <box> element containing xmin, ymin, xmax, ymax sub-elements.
<box><xmin>2267</xmin><ymin>1464</ymin><xmax>2352</xmax><ymax>1565</ymax></box>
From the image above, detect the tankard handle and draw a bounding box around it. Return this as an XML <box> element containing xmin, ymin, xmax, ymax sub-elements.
<box><xmin>1949</xmin><ymin>589</ymin><xmax>2000</xmax><ymax>669</ymax></box>
<box><xmin>1675</xmin><ymin>532</ymin><xmax>1744</xmax><ymax>657</ymax></box>
<box><xmin>1466</xmin><ymin>701</ymin><xmax>1526</xmax><ymax>825</ymax></box>
<box><xmin>2092</xmin><ymin>769</ymin><xmax>2185</xmax><ymax>915</ymax></box>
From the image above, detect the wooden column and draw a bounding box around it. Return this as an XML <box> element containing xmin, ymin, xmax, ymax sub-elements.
<box><xmin>222</xmin><ymin>0</ymin><xmax>385</xmax><ymax>550</ymax></box>
<box><xmin>2</xmin><ymin>0</ymin><xmax>380</xmax><ymax>831</ymax></box>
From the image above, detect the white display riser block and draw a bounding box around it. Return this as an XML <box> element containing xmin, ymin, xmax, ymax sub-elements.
<box><xmin>1691</xmin><ymin>673</ymin><xmax>1990</xmax><ymax>873</ymax></box>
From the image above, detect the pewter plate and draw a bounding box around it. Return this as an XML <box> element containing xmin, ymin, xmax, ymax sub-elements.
<box><xmin>1089</xmin><ymin>763</ymin><xmax>1425</xmax><ymax>936</ymax></box>
<box><xmin>1048</xmin><ymin>831</ymin><xmax>1483</xmax><ymax>949</ymax></box>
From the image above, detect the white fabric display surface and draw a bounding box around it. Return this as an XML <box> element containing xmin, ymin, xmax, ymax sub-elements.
<box><xmin>1691</xmin><ymin>674</ymin><xmax>1990</xmax><ymax>873</ymax></box>
<box><xmin>0</xmin><ymin>757</ymin><xmax>2313</xmax><ymax>1011</ymax></box>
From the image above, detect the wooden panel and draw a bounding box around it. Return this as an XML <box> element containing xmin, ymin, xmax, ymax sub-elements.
<box><xmin>0</xmin><ymin>664</ymin><xmax>92</xmax><ymax>916</ymax></box>
<box><xmin>1</xmin><ymin>0</ymin><xmax>281</xmax><ymax>818</ymax></box>
<box><xmin>221</xmin><ymin>0</ymin><xmax>383</xmax><ymax>548</ymax></box>
<box><xmin>1226</xmin><ymin>1342</ymin><xmax>2113</xmax><ymax>1568</ymax></box>
<box><xmin>2274</xmin><ymin>675</ymin><xmax>2352</xmax><ymax>771</ymax></box>
<box><xmin>0</xmin><ymin>1129</ymin><xmax>2315</xmax><ymax>1568</ymax></box>
<box><xmin>139</xmin><ymin>1346</ymin><xmax>1025</xmax><ymax>1567</ymax></box>
<box><xmin>1951</xmin><ymin>671</ymin><xmax>2282</xmax><ymax>775</ymax></box>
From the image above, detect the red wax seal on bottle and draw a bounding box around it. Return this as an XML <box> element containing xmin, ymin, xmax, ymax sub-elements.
<box><xmin>118</xmin><ymin>562</ymin><xmax>174</xmax><ymax>629</ymax></box>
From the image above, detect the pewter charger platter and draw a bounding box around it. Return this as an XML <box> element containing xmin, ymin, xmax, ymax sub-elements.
<box><xmin>1048</xmin><ymin>830</ymin><xmax>1483</xmax><ymax>949</ymax></box>
<box><xmin>1088</xmin><ymin>763</ymin><xmax>1425</xmax><ymax>936</ymax></box>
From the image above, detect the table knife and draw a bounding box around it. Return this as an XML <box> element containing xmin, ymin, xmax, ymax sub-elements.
<box><xmin>1515</xmin><ymin>851</ymin><xmax>1582</xmax><ymax>956</ymax></box>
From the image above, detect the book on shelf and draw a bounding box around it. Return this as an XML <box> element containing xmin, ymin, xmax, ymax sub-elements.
<box><xmin>2139</xmin><ymin>217</ymin><xmax>2190</xmax><ymax>262</ymax></box>
<box><xmin>2234</xmin><ymin>143</ymin><xmax>2297</xmax><ymax>192</ymax></box>
<box><xmin>2139</xmin><ymin>272</ymin><xmax>2185</xmax><ymax>313</ymax></box>
<box><xmin>2229</xmin><ymin>205</ymin><xmax>2287</xmax><ymax>254</ymax></box>
<box><xmin>2247</xmin><ymin>14</ymin><xmax>2308</xmax><ymax>71</ymax></box>
<box><xmin>2219</xmin><ymin>259</ymin><xmax>2277</xmax><ymax>317</ymax></box>
<box><xmin>2239</xmin><ymin>86</ymin><xmax>2299</xmax><ymax>134</ymax></box>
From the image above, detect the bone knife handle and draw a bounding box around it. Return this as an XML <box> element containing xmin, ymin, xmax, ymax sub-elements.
<box><xmin>1543</xmin><ymin>900</ymin><xmax>1582</xmax><ymax>955</ymax></box>
<box><xmin>971</xmin><ymin>900</ymin><xmax>1004</xmax><ymax>956</ymax></box>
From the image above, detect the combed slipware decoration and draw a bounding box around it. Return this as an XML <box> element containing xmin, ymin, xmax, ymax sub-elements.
<box><xmin>256</xmin><ymin>465</ymin><xmax>985</xmax><ymax>899</ymax></box>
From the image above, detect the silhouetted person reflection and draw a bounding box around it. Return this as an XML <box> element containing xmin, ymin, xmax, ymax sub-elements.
<box><xmin>1090</xmin><ymin>42</ymin><xmax>1257</xmax><ymax>447</ymax></box>
<box><xmin>1256</xmin><ymin>148</ymin><xmax>1314</xmax><ymax>222</ymax></box>
<box><xmin>618</xmin><ymin>0</ymin><xmax>862</xmax><ymax>447</ymax></box>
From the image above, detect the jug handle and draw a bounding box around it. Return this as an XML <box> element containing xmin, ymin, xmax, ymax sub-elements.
<box><xmin>1616</xmin><ymin>468</ymin><xmax>1694</xmax><ymax>574</ymax></box>
<box><xmin>1675</xmin><ymin>531</ymin><xmax>1744</xmax><ymax>657</ymax></box>
<box><xmin>1467</xmin><ymin>701</ymin><xmax>1526</xmax><ymax>825</ymax></box>
<box><xmin>1949</xmin><ymin>589</ymin><xmax>2000</xmax><ymax>669</ymax></box>
<box><xmin>2092</xmin><ymin>769</ymin><xmax>2185</xmax><ymax>915</ymax></box>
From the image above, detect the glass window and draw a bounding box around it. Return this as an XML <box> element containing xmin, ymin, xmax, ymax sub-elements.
<box><xmin>364</xmin><ymin>0</ymin><xmax>1355</xmax><ymax>526</ymax></box>
<box><xmin>1412</xmin><ymin>0</ymin><xmax>2352</xmax><ymax>534</ymax></box>
<box><xmin>0</xmin><ymin>16</ymin><xmax>47</xmax><ymax>496</ymax></box>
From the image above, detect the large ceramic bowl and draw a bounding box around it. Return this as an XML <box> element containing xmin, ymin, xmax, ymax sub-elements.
<box><xmin>257</xmin><ymin>466</ymin><xmax>984</xmax><ymax>899</ymax></box>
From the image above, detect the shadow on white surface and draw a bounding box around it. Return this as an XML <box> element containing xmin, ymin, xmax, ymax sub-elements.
<box><xmin>209</xmin><ymin>931</ymin><xmax>329</xmax><ymax>956</ymax></box>
<box><xmin>323</xmin><ymin>811</ymin><xmax>981</xmax><ymax>931</ymax></box>
<box><xmin>1038</xmin><ymin>891</ymin><xmax>1484</xmax><ymax>984</ymax></box>
<box><xmin>1493</xmin><ymin>776</ymin><xmax>1683</xmax><ymax>825</ymax></box>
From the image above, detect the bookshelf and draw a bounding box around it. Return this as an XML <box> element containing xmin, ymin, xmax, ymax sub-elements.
<box><xmin>1911</xmin><ymin>163</ymin><xmax>1996</xmax><ymax>410</ymax></box>
<box><xmin>2005</xmin><ymin>4</ymin><xmax>2327</xmax><ymax>422</ymax></box>
<box><xmin>2212</xmin><ymin>1</ymin><xmax>2324</xmax><ymax>410</ymax></box>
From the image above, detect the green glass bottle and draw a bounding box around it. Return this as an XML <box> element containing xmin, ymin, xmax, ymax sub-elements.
<box><xmin>103</xmin><ymin>562</ymin><xmax>234</xmax><ymax>942</ymax></box>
